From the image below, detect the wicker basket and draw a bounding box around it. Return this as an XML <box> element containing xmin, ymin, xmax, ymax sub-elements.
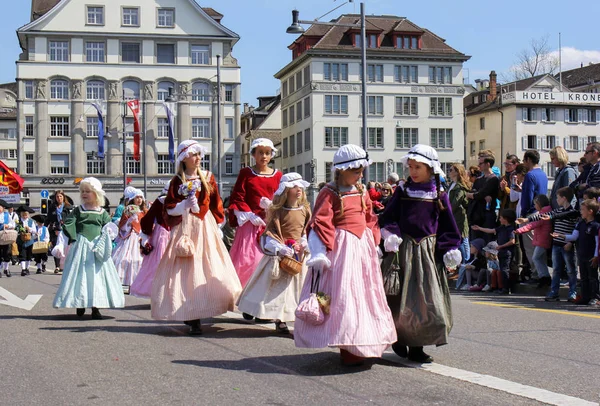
<box><xmin>280</xmin><ymin>254</ymin><xmax>304</xmax><ymax>276</ymax></box>
<box><xmin>21</xmin><ymin>232</ymin><xmax>31</xmax><ymax>242</ymax></box>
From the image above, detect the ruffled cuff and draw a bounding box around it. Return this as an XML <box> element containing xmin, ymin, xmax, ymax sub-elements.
<box><xmin>263</xmin><ymin>236</ymin><xmax>286</xmax><ymax>255</ymax></box>
<box><xmin>234</xmin><ymin>210</ymin><xmax>253</xmax><ymax>227</ymax></box>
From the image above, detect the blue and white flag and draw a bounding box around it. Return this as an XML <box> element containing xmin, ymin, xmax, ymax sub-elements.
<box><xmin>163</xmin><ymin>101</ymin><xmax>176</xmax><ymax>163</ymax></box>
<box><xmin>91</xmin><ymin>102</ymin><xmax>105</xmax><ymax>159</ymax></box>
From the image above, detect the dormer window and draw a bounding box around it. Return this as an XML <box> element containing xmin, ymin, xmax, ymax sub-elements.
<box><xmin>354</xmin><ymin>33</ymin><xmax>379</xmax><ymax>48</ymax></box>
<box><xmin>396</xmin><ymin>35</ymin><xmax>419</xmax><ymax>49</ymax></box>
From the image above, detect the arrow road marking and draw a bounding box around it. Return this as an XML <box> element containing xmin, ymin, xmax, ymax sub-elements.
<box><xmin>0</xmin><ymin>287</ymin><xmax>42</xmax><ymax>311</ymax></box>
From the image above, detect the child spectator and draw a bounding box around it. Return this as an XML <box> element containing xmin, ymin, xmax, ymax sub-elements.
<box><xmin>482</xmin><ymin>242</ymin><xmax>501</xmax><ymax>292</ymax></box>
<box><xmin>471</xmin><ymin>209</ymin><xmax>517</xmax><ymax>294</ymax></box>
<box><xmin>456</xmin><ymin>238</ymin><xmax>486</xmax><ymax>290</ymax></box>
<box><xmin>553</xmin><ymin>199</ymin><xmax>599</xmax><ymax>305</ymax></box>
<box><xmin>515</xmin><ymin>195</ymin><xmax>553</xmax><ymax>287</ymax></box>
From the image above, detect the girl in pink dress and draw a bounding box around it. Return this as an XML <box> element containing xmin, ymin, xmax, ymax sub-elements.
<box><xmin>294</xmin><ymin>144</ymin><xmax>397</xmax><ymax>366</ymax></box>
<box><xmin>229</xmin><ymin>138</ymin><xmax>282</xmax><ymax>290</ymax></box>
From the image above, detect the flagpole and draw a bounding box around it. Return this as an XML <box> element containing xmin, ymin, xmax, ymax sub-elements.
<box><xmin>559</xmin><ymin>32</ymin><xmax>563</xmax><ymax>91</ymax></box>
<box><xmin>216</xmin><ymin>54</ymin><xmax>222</xmax><ymax>195</ymax></box>
<box><xmin>142</xmin><ymin>101</ymin><xmax>147</xmax><ymax>197</ymax></box>
<box><xmin>122</xmin><ymin>90</ymin><xmax>127</xmax><ymax>190</ymax></box>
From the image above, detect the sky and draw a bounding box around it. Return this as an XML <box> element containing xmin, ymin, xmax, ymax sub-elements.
<box><xmin>1</xmin><ymin>0</ymin><xmax>600</xmax><ymax>106</ymax></box>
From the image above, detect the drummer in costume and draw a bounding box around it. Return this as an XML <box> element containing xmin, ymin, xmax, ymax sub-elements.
<box><xmin>0</xmin><ymin>200</ymin><xmax>16</xmax><ymax>277</ymax></box>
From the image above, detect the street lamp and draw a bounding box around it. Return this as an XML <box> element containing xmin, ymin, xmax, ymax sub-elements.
<box><xmin>286</xmin><ymin>0</ymin><xmax>369</xmax><ymax>182</ymax></box>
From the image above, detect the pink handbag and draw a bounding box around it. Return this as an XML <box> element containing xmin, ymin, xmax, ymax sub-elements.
<box><xmin>295</xmin><ymin>269</ymin><xmax>325</xmax><ymax>325</ymax></box>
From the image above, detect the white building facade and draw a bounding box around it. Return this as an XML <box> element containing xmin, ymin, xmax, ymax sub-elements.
<box><xmin>16</xmin><ymin>0</ymin><xmax>241</xmax><ymax>208</ymax></box>
<box><xmin>275</xmin><ymin>14</ymin><xmax>470</xmax><ymax>200</ymax></box>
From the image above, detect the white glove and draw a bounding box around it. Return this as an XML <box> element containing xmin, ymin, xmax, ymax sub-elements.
<box><xmin>234</xmin><ymin>210</ymin><xmax>253</xmax><ymax>227</ymax></box>
<box><xmin>299</xmin><ymin>236</ymin><xmax>309</xmax><ymax>252</ymax></box>
<box><xmin>249</xmin><ymin>213</ymin><xmax>266</xmax><ymax>227</ymax></box>
<box><xmin>277</xmin><ymin>246</ymin><xmax>294</xmax><ymax>258</ymax></box>
<box><xmin>167</xmin><ymin>198</ymin><xmax>194</xmax><ymax>216</ymax></box>
<box><xmin>383</xmin><ymin>234</ymin><xmax>402</xmax><ymax>253</ymax></box>
<box><xmin>189</xmin><ymin>195</ymin><xmax>200</xmax><ymax>214</ymax></box>
<box><xmin>306</xmin><ymin>254</ymin><xmax>330</xmax><ymax>272</ymax></box>
<box><xmin>443</xmin><ymin>249</ymin><xmax>462</xmax><ymax>270</ymax></box>
<box><xmin>140</xmin><ymin>232</ymin><xmax>150</xmax><ymax>247</ymax></box>
<box><xmin>306</xmin><ymin>232</ymin><xmax>330</xmax><ymax>271</ymax></box>
<box><xmin>259</xmin><ymin>197</ymin><xmax>273</xmax><ymax>210</ymax></box>
<box><xmin>102</xmin><ymin>222</ymin><xmax>118</xmax><ymax>240</ymax></box>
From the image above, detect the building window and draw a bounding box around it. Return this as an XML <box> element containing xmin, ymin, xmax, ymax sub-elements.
<box><xmin>25</xmin><ymin>81</ymin><xmax>34</xmax><ymax>99</ymax></box>
<box><xmin>304</xmin><ymin>128</ymin><xmax>311</xmax><ymax>152</ymax></box>
<box><xmin>282</xmin><ymin>82</ymin><xmax>288</xmax><ymax>98</ymax></box>
<box><xmin>367</xmin><ymin>128</ymin><xmax>384</xmax><ymax>148</ymax></box>
<box><xmin>225</xmin><ymin>84</ymin><xmax>233</xmax><ymax>102</ymax></box>
<box><xmin>296</xmin><ymin>165</ymin><xmax>303</xmax><ymax>178</ymax></box>
<box><xmin>296</xmin><ymin>71</ymin><xmax>302</xmax><ymax>91</ymax></box>
<box><xmin>584</xmin><ymin>109</ymin><xmax>599</xmax><ymax>123</ymax></box>
<box><xmin>50</xmin><ymin>154</ymin><xmax>69</xmax><ymax>174</ymax></box>
<box><xmin>121</xmin><ymin>42</ymin><xmax>141</xmax><ymax>63</ymax></box>
<box><xmin>25</xmin><ymin>154</ymin><xmax>34</xmax><ymax>175</ymax></box>
<box><xmin>542</xmin><ymin>108</ymin><xmax>555</xmax><ymax>122</ymax></box>
<box><xmin>362</xmin><ymin>64</ymin><xmax>384</xmax><ymax>82</ymax></box>
<box><xmin>122</xmin><ymin>7</ymin><xmax>139</xmax><ymax>26</ymax></box>
<box><xmin>296</xmin><ymin>102</ymin><xmax>302</xmax><ymax>122</ymax></box>
<box><xmin>86</xmin><ymin>80</ymin><xmax>105</xmax><ymax>100</ymax></box>
<box><xmin>86</xmin><ymin>153</ymin><xmax>105</xmax><ymax>174</ymax></box>
<box><xmin>367</xmin><ymin>96</ymin><xmax>384</xmax><ymax>115</ymax></box>
<box><xmin>157</xmin><ymin>8</ymin><xmax>175</xmax><ymax>27</ymax></box>
<box><xmin>324</xmin><ymin>95</ymin><xmax>348</xmax><ymax>115</ymax></box>
<box><xmin>283</xmin><ymin>138</ymin><xmax>288</xmax><ymax>158</ymax></box>
<box><xmin>430</xmin><ymin>128</ymin><xmax>453</xmax><ymax>149</ymax></box>
<box><xmin>545</xmin><ymin>135</ymin><xmax>556</xmax><ymax>150</ymax></box>
<box><xmin>25</xmin><ymin>116</ymin><xmax>34</xmax><ymax>137</ymax></box>
<box><xmin>87</xmin><ymin>6</ymin><xmax>104</xmax><ymax>25</ymax></box>
<box><xmin>85</xmin><ymin>41</ymin><xmax>105</xmax><ymax>62</ymax></box>
<box><xmin>192</xmin><ymin>118</ymin><xmax>210</xmax><ymax>139</ymax></box>
<box><xmin>470</xmin><ymin>141</ymin><xmax>476</xmax><ymax>156</ymax></box>
<box><xmin>157</xmin><ymin>44</ymin><xmax>175</xmax><ymax>64</ymax></box>
<box><xmin>395</xmin><ymin>96</ymin><xmax>418</xmax><ymax>116</ymax></box>
<box><xmin>123</xmin><ymin>80</ymin><xmax>140</xmax><ymax>99</ymax></box>
<box><xmin>0</xmin><ymin>150</ymin><xmax>17</xmax><ymax>159</ymax></box>
<box><xmin>225</xmin><ymin>155</ymin><xmax>234</xmax><ymax>175</ymax></box>
<box><xmin>428</xmin><ymin>66</ymin><xmax>452</xmax><ymax>84</ymax></box>
<box><xmin>565</xmin><ymin>135</ymin><xmax>581</xmax><ymax>152</ymax></box>
<box><xmin>225</xmin><ymin>118</ymin><xmax>234</xmax><ymax>139</ymax></box>
<box><xmin>50</xmin><ymin>79</ymin><xmax>69</xmax><ymax>100</ymax></box>
<box><xmin>525</xmin><ymin>135</ymin><xmax>538</xmax><ymax>150</ymax></box>
<box><xmin>290</xmin><ymin>134</ymin><xmax>296</xmax><ymax>156</ymax></box>
<box><xmin>191</xmin><ymin>45</ymin><xmax>209</xmax><ymax>65</ymax></box>
<box><xmin>157</xmin><ymin>154</ymin><xmax>175</xmax><ymax>174</ymax></box>
<box><xmin>304</xmin><ymin>97</ymin><xmax>310</xmax><ymax>118</ymax></box>
<box><xmin>545</xmin><ymin>162</ymin><xmax>555</xmax><ymax>178</ymax></box>
<box><xmin>289</xmin><ymin>105</ymin><xmax>295</xmax><ymax>125</ymax></box>
<box><xmin>157</xmin><ymin>81</ymin><xmax>174</xmax><ymax>101</ymax></box>
<box><xmin>480</xmin><ymin>117</ymin><xmax>485</xmax><ymax>130</ymax></box>
<box><xmin>430</xmin><ymin>97</ymin><xmax>452</xmax><ymax>116</ymax></box>
<box><xmin>303</xmin><ymin>65</ymin><xmax>310</xmax><ymax>86</ymax></box>
<box><xmin>395</xmin><ymin>128</ymin><xmax>418</xmax><ymax>149</ymax></box>
<box><xmin>124</xmin><ymin>117</ymin><xmax>135</xmax><ymax>138</ymax></box>
<box><xmin>588</xmin><ymin>136</ymin><xmax>597</xmax><ymax>144</ymax></box>
<box><xmin>325</xmin><ymin>127</ymin><xmax>348</xmax><ymax>148</ymax></box>
<box><xmin>396</xmin><ymin>35</ymin><xmax>419</xmax><ymax>49</ymax></box>
<box><xmin>394</xmin><ymin>65</ymin><xmax>418</xmax><ymax>83</ymax></box>
<box><xmin>304</xmin><ymin>163</ymin><xmax>312</xmax><ymax>182</ymax></box>
<box><xmin>369</xmin><ymin>162</ymin><xmax>385</xmax><ymax>182</ymax></box>
<box><xmin>86</xmin><ymin>117</ymin><xmax>99</xmax><ymax>137</ymax></box>
<box><xmin>523</xmin><ymin>107</ymin><xmax>537</xmax><ymax>122</ymax></box>
<box><xmin>296</xmin><ymin>131</ymin><xmax>302</xmax><ymax>153</ymax></box>
<box><xmin>201</xmin><ymin>154</ymin><xmax>211</xmax><ymax>171</ymax></box>
<box><xmin>565</xmin><ymin>108</ymin><xmax>580</xmax><ymax>123</ymax></box>
<box><xmin>479</xmin><ymin>139</ymin><xmax>485</xmax><ymax>151</ymax></box>
<box><xmin>48</xmin><ymin>41</ymin><xmax>69</xmax><ymax>62</ymax></box>
<box><xmin>192</xmin><ymin>82</ymin><xmax>210</xmax><ymax>101</ymax></box>
<box><xmin>282</xmin><ymin>108</ymin><xmax>288</xmax><ymax>128</ymax></box>
<box><xmin>325</xmin><ymin>162</ymin><xmax>333</xmax><ymax>182</ymax></box>
<box><xmin>157</xmin><ymin>118</ymin><xmax>169</xmax><ymax>138</ymax></box>
<box><xmin>323</xmin><ymin>63</ymin><xmax>348</xmax><ymax>81</ymax></box>
<box><xmin>126</xmin><ymin>154</ymin><xmax>141</xmax><ymax>174</ymax></box>
<box><xmin>50</xmin><ymin>117</ymin><xmax>69</xmax><ymax>137</ymax></box>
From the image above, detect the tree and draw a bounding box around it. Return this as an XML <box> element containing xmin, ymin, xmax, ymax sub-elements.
<box><xmin>504</xmin><ymin>36</ymin><xmax>559</xmax><ymax>82</ymax></box>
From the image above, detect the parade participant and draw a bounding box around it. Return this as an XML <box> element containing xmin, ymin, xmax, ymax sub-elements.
<box><xmin>294</xmin><ymin>144</ymin><xmax>396</xmax><ymax>366</ymax></box>
<box><xmin>32</xmin><ymin>214</ymin><xmax>49</xmax><ymax>274</ymax></box>
<box><xmin>45</xmin><ymin>190</ymin><xmax>73</xmax><ymax>274</ymax></box>
<box><xmin>0</xmin><ymin>200</ymin><xmax>16</xmax><ymax>277</ymax></box>
<box><xmin>112</xmin><ymin>188</ymin><xmax>146</xmax><ymax>287</ymax></box>
<box><xmin>16</xmin><ymin>205</ymin><xmax>37</xmax><ymax>277</ymax></box>
<box><xmin>151</xmin><ymin>140</ymin><xmax>242</xmax><ymax>336</ymax></box>
<box><xmin>130</xmin><ymin>183</ymin><xmax>171</xmax><ymax>298</ymax></box>
<box><xmin>237</xmin><ymin>173</ymin><xmax>311</xmax><ymax>334</ymax></box>
<box><xmin>7</xmin><ymin>205</ymin><xmax>19</xmax><ymax>266</ymax></box>
<box><xmin>52</xmin><ymin>178</ymin><xmax>124</xmax><ymax>319</ymax></box>
<box><xmin>228</xmin><ymin>138</ymin><xmax>282</xmax><ymax>289</ymax></box>
<box><xmin>112</xmin><ymin>186</ymin><xmax>136</xmax><ymax>224</ymax></box>
<box><xmin>379</xmin><ymin>144</ymin><xmax>462</xmax><ymax>363</ymax></box>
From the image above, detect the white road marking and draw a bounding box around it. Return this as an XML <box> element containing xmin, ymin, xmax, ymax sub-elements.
<box><xmin>0</xmin><ymin>286</ymin><xmax>42</xmax><ymax>311</ymax></box>
<box><xmin>382</xmin><ymin>353</ymin><xmax>598</xmax><ymax>406</ymax></box>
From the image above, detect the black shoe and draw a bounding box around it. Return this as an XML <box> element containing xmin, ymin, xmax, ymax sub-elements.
<box><xmin>495</xmin><ymin>288</ymin><xmax>510</xmax><ymax>295</ymax></box>
<box><xmin>36</xmin><ymin>269</ymin><xmax>42</xmax><ymax>274</ymax></box>
<box><xmin>76</xmin><ymin>308</ymin><xmax>86</xmax><ymax>317</ymax></box>
<box><xmin>5</xmin><ymin>270</ymin><xmax>11</xmax><ymax>277</ymax></box>
<box><xmin>54</xmin><ymin>268</ymin><xmax>61</xmax><ymax>274</ymax></box>
<box><xmin>188</xmin><ymin>320</ymin><xmax>202</xmax><ymax>336</ymax></box>
<box><xmin>391</xmin><ymin>342</ymin><xmax>408</xmax><ymax>358</ymax></box>
<box><xmin>91</xmin><ymin>307</ymin><xmax>102</xmax><ymax>320</ymax></box>
<box><xmin>275</xmin><ymin>321</ymin><xmax>290</xmax><ymax>334</ymax></box>
<box><xmin>42</xmin><ymin>266</ymin><xmax>46</xmax><ymax>273</ymax></box>
<box><xmin>408</xmin><ymin>347</ymin><xmax>433</xmax><ymax>363</ymax></box>
<box><xmin>26</xmin><ymin>269</ymin><xmax>30</xmax><ymax>275</ymax></box>
<box><xmin>21</xmin><ymin>269</ymin><xmax>27</xmax><ymax>276</ymax></box>
<box><xmin>255</xmin><ymin>318</ymin><xmax>272</xmax><ymax>324</ymax></box>
<box><xmin>242</xmin><ymin>312</ymin><xmax>254</xmax><ymax>321</ymax></box>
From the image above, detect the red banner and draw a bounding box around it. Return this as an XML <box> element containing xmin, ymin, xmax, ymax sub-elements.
<box><xmin>0</xmin><ymin>160</ymin><xmax>24</xmax><ymax>193</ymax></box>
<box><xmin>127</xmin><ymin>100</ymin><xmax>141</xmax><ymax>161</ymax></box>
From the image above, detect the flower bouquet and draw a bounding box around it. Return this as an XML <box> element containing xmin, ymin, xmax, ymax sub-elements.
<box><xmin>178</xmin><ymin>179</ymin><xmax>202</xmax><ymax>212</ymax></box>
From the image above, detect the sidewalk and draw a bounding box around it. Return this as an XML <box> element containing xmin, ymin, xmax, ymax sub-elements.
<box><xmin>449</xmin><ymin>277</ymin><xmax>573</xmax><ymax>298</ymax></box>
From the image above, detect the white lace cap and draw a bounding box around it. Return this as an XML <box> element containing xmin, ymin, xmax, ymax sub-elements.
<box><xmin>123</xmin><ymin>186</ymin><xmax>136</xmax><ymax>200</ymax></box>
<box><xmin>80</xmin><ymin>177</ymin><xmax>106</xmax><ymax>196</ymax></box>
<box><xmin>250</xmin><ymin>138</ymin><xmax>277</xmax><ymax>154</ymax></box>
<box><xmin>274</xmin><ymin>172</ymin><xmax>310</xmax><ymax>196</ymax></box>
<box><xmin>333</xmin><ymin>144</ymin><xmax>372</xmax><ymax>171</ymax></box>
<box><xmin>176</xmin><ymin>140</ymin><xmax>208</xmax><ymax>167</ymax></box>
<box><xmin>400</xmin><ymin>144</ymin><xmax>443</xmax><ymax>175</ymax></box>
<box><xmin>132</xmin><ymin>188</ymin><xmax>144</xmax><ymax>200</ymax></box>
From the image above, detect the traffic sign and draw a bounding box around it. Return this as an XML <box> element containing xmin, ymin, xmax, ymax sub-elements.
<box><xmin>40</xmin><ymin>189</ymin><xmax>49</xmax><ymax>199</ymax></box>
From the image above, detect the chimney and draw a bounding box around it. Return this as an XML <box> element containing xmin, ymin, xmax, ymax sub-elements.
<box><xmin>243</xmin><ymin>103</ymin><xmax>249</xmax><ymax>114</ymax></box>
<box><xmin>488</xmin><ymin>71</ymin><xmax>497</xmax><ymax>102</ymax></box>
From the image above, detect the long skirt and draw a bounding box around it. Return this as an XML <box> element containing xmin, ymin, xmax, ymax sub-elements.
<box><xmin>386</xmin><ymin>235</ymin><xmax>453</xmax><ymax>347</ymax></box>
<box><xmin>294</xmin><ymin>229</ymin><xmax>397</xmax><ymax>358</ymax></box>
<box><xmin>112</xmin><ymin>232</ymin><xmax>143</xmax><ymax>286</ymax></box>
<box><xmin>130</xmin><ymin>225</ymin><xmax>170</xmax><ymax>298</ymax></box>
<box><xmin>237</xmin><ymin>254</ymin><xmax>307</xmax><ymax>322</ymax></box>
<box><xmin>230</xmin><ymin>222</ymin><xmax>264</xmax><ymax>287</ymax></box>
<box><xmin>151</xmin><ymin>212</ymin><xmax>242</xmax><ymax>321</ymax></box>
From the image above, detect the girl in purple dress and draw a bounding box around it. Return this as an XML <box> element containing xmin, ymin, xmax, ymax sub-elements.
<box><xmin>379</xmin><ymin>144</ymin><xmax>462</xmax><ymax>363</ymax></box>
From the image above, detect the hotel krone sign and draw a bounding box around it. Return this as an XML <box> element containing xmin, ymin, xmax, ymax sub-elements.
<box><xmin>501</xmin><ymin>91</ymin><xmax>600</xmax><ymax>105</ymax></box>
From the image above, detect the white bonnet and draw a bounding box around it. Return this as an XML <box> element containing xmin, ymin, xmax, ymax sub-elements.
<box><xmin>80</xmin><ymin>177</ymin><xmax>106</xmax><ymax>196</ymax></box>
<box><xmin>333</xmin><ymin>144</ymin><xmax>372</xmax><ymax>171</ymax></box>
<box><xmin>131</xmin><ymin>188</ymin><xmax>144</xmax><ymax>200</ymax></box>
<box><xmin>400</xmin><ymin>144</ymin><xmax>443</xmax><ymax>175</ymax></box>
<box><xmin>250</xmin><ymin>138</ymin><xmax>277</xmax><ymax>154</ymax></box>
<box><xmin>274</xmin><ymin>172</ymin><xmax>310</xmax><ymax>196</ymax></box>
<box><xmin>123</xmin><ymin>186</ymin><xmax>136</xmax><ymax>200</ymax></box>
<box><xmin>177</xmin><ymin>140</ymin><xmax>208</xmax><ymax>167</ymax></box>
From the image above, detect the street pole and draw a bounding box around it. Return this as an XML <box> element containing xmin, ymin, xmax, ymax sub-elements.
<box><xmin>216</xmin><ymin>54</ymin><xmax>222</xmax><ymax>195</ymax></box>
<box><xmin>142</xmin><ymin>101</ymin><xmax>147</xmax><ymax>197</ymax></box>
<box><xmin>360</xmin><ymin>2</ymin><xmax>369</xmax><ymax>183</ymax></box>
<box><xmin>122</xmin><ymin>90</ymin><xmax>127</xmax><ymax>191</ymax></box>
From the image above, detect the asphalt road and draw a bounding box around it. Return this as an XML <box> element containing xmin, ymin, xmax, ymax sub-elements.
<box><xmin>1</xmin><ymin>266</ymin><xmax>599</xmax><ymax>406</ymax></box>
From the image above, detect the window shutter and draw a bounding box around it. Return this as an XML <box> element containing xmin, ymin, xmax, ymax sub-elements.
<box><xmin>522</xmin><ymin>108</ymin><xmax>528</xmax><ymax>121</ymax></box>
<box><xmin>578</xmin><ymin>109</ymin><xmax>583</xmax><ymax>123</ymax></box>
<box><xmin>521</xmin><ymin>136</ymin><xmax>527</xmax><ymax>150</ymax></box>
<box><xmin>583</xmin><ymin>109</ymin><xmax>589</xmax><ymax>123</ymax></box>
<box><xmin>536</xmin><ymin>136</ymin><xmax>541</xmax><ymax>150</ymax></box>
<box><xmin>562</xmin><ymin>137</ymin><xmax>568</xmax><ymax>149</ymax></box>
<box><xmin>596</xmin><ymin>109</ymin><xmax>600</xmax><ymax>122</ymax></box>
<box><xmin>564</xmin><ymin>109</ymin><xmax>569</xmax><ymax>122</ymax></box>
<box><xmin>540</xmin><ymin>136</ymin><xmax>546</xmax><ymax>150</ymax></box>
<box><xmin>579</xmin><ymin>137</ymin><xmax>585</xmax><ymax>152</ymax></box>
<box><xmin>542</xmin><ymin>109</ymin><xmax>547</xmax><ymax>122</ymax></box>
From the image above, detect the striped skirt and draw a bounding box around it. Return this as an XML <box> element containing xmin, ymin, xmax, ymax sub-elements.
<box><xmin>294</xmin><ymin>229</ymin><xmax>397</xmax><ymax>358</ymax></box>
<box><xmin>230</xmin><ymin>222</ymin><xmax>264</xmax><ymax>287</ymax></box>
